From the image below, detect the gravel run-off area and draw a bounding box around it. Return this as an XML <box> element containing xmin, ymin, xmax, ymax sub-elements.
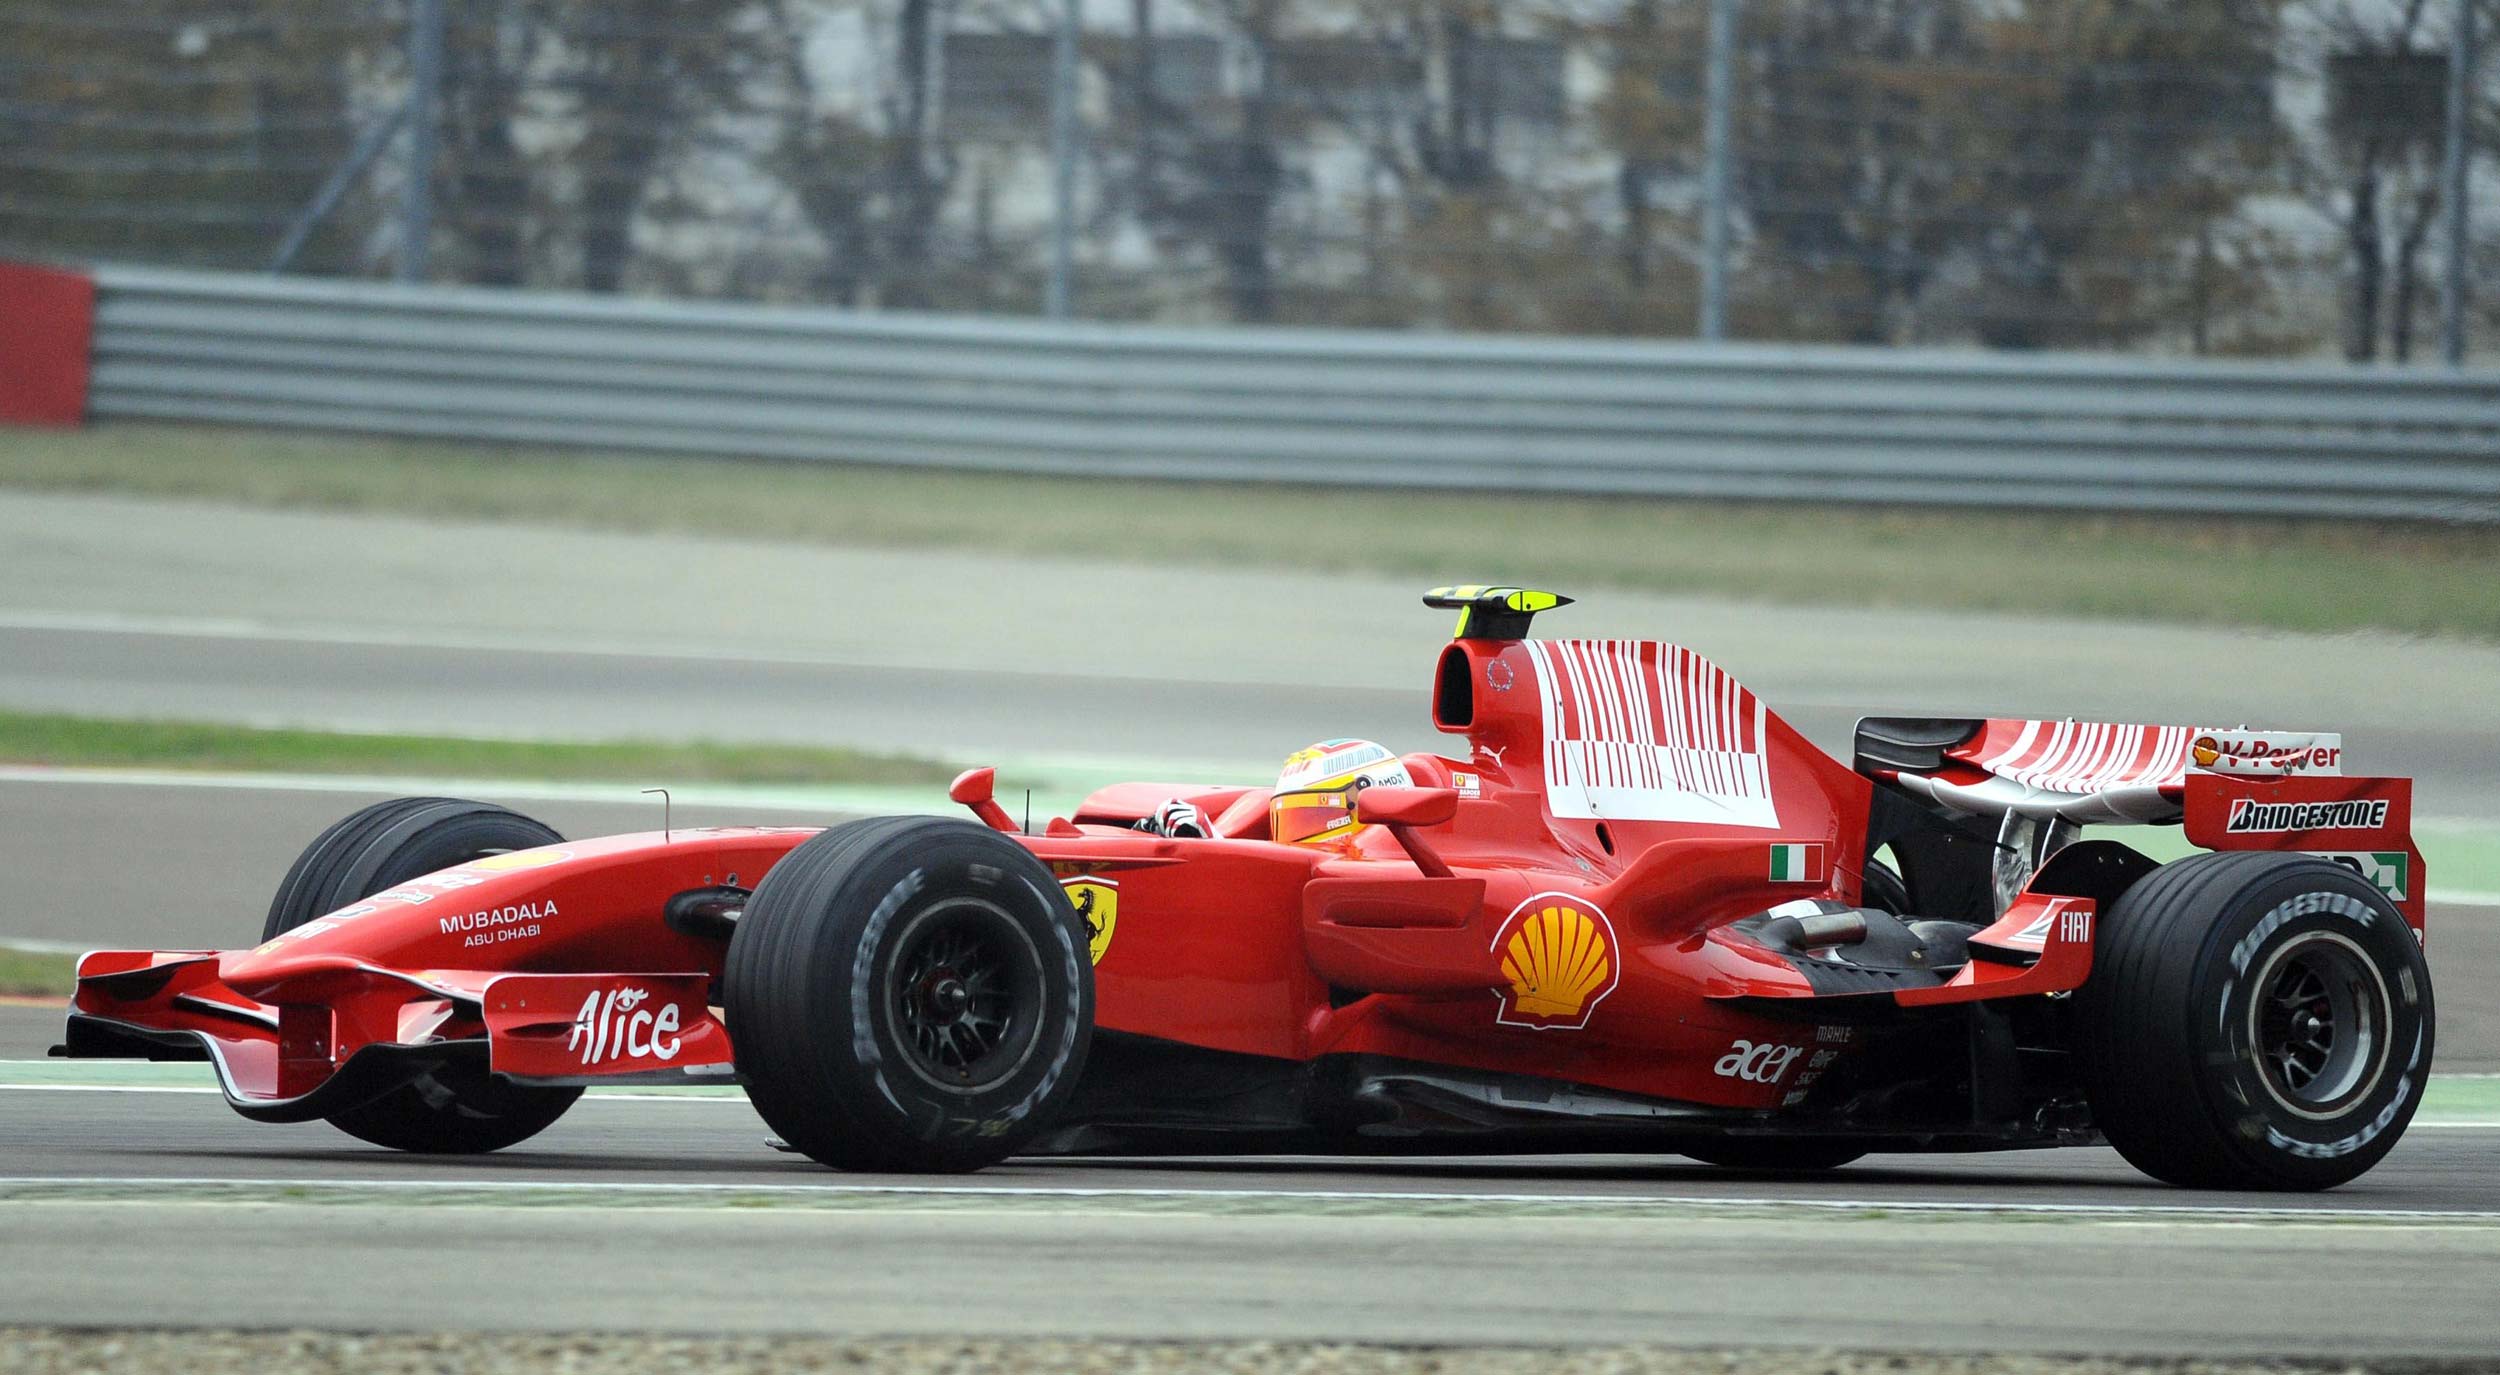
<box><xmin>1</xmin><ymin>1332</ymin><xmax>2483</xmax><ymax>1375</ymax></box>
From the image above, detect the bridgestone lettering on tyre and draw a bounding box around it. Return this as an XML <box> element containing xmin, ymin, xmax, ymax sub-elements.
<box><xmin>263</xmin><ymin>796</ymin><xmax>583</xmax><ymax>1154</ymax></box>
<box><xmin>2073</xmin><ymin>851</ymin><xmax>2432</xmax><ymax>1191</ymax></box>
<box><xmin>724</xmin><ymin>817</ymin><xmax>1094</xmax><ymax>1173</ymax></box>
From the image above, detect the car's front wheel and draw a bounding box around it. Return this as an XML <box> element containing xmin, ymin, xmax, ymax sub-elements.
<box><xmin>724</xmin><ymin>816</ymin><xmax>1094</xmax><ymax>1172</ymax></box>
<box><xmin>2074</xmin><ymin>851</ymin><xmax>2432</xmax><ymax>1190</ymax></box>
<box><xmin>265</xmin><ymin>796</ymin><xmax>584</xmax><ymax>1153</ymax></box>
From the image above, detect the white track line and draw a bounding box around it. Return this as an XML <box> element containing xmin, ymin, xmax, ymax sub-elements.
<box><xmin>0</xmin><ymin>1173</ymin><xmax>2493</xmax><ymax>1223</ymax></box>
<box><xmin>0</xmin><ymin>1084</ymin><xmax>744</xmax><ymax>1104</ymax></box>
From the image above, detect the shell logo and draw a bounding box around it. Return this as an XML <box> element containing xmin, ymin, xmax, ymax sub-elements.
<box><xmin>1491</xmin><ymin>895</ymin><xmax>1620</xmax><ymax>1031</ymax></box>
<box><xmin>2191</xmin><ymin>735</ymin><xmax>2221</xmax><ymax>768</ymax></box>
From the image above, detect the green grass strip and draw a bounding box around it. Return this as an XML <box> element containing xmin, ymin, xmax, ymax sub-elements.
<box><xmin>0</xmin><ymin>948</ymin><xmax>75</xmax><ymax>999</ymax></box>
<box><xmin>0</xmin><ymin>708</ymin><xmax>954</xmax><ymax>790</ymax></box>
<box><xmin>8</xmin><ymin>422</ymin><xmax>2500</xmax><ymax>640</ymax></box>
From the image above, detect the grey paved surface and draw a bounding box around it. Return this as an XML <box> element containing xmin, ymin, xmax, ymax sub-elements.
<box><xmin>0</xmin><ymin>1088</ymin><xmax>2487</xmax><ymax>1209</ymax></box>
<box><xmin>6</xmin><ymin>491</ymin><xmax>2499</xmax><ymax>813</ymax></box>
<box><xmin>2</xmin><ymin>1336</ymin><xmax>2462</xmax><ymax>1375</ymax></box>
<box><xmin>0</xmin><ymin>1092</ymin><xmax>2495</xmax><ymax>1356</ymax></box>
<box><xmin>0</xmin><ymin>781</ymin><xmax>824</xmax><ymax>953</ymax></box>
<box><xmin>4</xmin><ymin>1198</ymin><xmax>2496</xmax><ymax>1357</ymax></box>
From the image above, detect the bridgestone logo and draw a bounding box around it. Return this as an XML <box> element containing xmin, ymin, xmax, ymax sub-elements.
<box><xmin>2230</xmin><ymin>891</ymin><xmax>2376</xmax><ymax>973</ymax></box>
<box><xmin>2226</xmin><ymin>799</ymin><xmax>2388</xmax><ymax>833</ymax></box>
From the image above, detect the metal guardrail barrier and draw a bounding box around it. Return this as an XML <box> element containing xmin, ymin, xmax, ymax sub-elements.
<box><xmin>85</xmin><ymin>265</ymin><xmax>2500</xmax><ymax>521</ymax></box>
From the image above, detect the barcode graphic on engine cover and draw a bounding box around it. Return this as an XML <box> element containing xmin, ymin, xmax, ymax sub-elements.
<box><xmin>1524</xmin><ymin>639</ymin><xmax>1779</xmax><ymax>829</ymax></box>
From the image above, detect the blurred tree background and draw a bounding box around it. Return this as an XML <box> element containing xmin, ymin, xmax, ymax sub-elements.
<box><xmin>1</xmin><ymin>0</ymin><xmax>2492</xmax><ymax>358</ymax></box>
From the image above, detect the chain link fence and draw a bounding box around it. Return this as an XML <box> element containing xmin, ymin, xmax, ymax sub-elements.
<box><xmin>3</xmin><ymin>0</ymin><xmax>2493</xmax><ymax>362</ymax></box>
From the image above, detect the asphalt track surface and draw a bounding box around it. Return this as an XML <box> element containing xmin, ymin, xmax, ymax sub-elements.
<box><xmin>9</xmin><ymin>491</ymin><xmax>2500</xmax><ymax>811</ymax></box>
<box><xmin>6</xmin><ymin>490</ymin><xmax>2500</xmax><ymax>1356</ymax></box>
<box><xmin>3</xmin><ymin>1085</ymin><xmax>2498</xmax><ymax>1356</ymax></box>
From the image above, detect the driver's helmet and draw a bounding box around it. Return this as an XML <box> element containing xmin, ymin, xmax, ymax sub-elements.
<box><xmin>1270</xmin><ymin>738</ymin><xmax>1412</xmax><ymax>846</ymax></box>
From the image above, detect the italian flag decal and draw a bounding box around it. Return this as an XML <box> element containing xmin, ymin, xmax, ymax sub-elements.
<box><xmin>1769</xmin><ymin>843</ymin><xmax>1824</xmax><ymax>883</ymax></box>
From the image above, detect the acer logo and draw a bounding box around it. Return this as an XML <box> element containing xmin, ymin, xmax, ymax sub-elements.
<box><xmin>566</xmin><ymin>986</ymin><xmax>682</xmax><ymax>1067</ymax></box>
<box><xmin>1714</xmin><ymin>1040</ymin><xmax>1803</xmax><ymax>1084</ymax></box>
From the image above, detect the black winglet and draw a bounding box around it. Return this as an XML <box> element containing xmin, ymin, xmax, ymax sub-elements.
<box><xmin>1421</xmin><ymin>586</ymin><xmax>1574</xmax><ymax>641</ymax></box>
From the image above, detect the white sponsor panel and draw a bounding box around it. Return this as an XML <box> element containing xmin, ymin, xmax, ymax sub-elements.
<box><xmin>1524</xmin><ymin>639</ymin><xmax>1779</xmax><ymax>829</ymax></box>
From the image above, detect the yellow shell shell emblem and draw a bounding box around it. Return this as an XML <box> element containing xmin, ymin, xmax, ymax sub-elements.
<box><xmin>1492</xmin><ymin>897</ymin><xmax>1619</xmax><ymax>1030</ymax></box>
<box><xmin>1061</xmin><ymin>878</ymin><xmax>1118</xmax><ymax>966</ymax></box>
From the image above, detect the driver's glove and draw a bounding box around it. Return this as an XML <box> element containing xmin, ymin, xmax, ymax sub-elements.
<box><xmin>1133</xmin><ymin>798</ymin><xmax>1214</xmax><ymax>839</ymax></box>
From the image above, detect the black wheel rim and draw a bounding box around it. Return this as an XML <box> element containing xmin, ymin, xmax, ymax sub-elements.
<box><xmin>885</xmin><ymin>898</ymin><xmax>1046</xmax><ymax>1094</ymax></box>
<box><xmin>2248</xmin><ymin>930</ymin><xmax>2390</xmax><ymax>1120</ymax></box>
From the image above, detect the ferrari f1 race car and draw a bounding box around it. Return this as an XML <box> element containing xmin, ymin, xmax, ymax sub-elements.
<box><xmin>59</xmin><ymin>587</ymin><xmax>2434</xmax><ymax>1190</ymax></box>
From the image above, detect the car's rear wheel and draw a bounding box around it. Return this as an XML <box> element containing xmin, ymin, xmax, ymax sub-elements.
<box><xmin>1681</xmin><ymin>1139</ymin><xmax>1868</xmax><ymax>1171</ymax></box>
<box><xmin>2074</xmin><ymin>851</ymin><xmax>2431</xmax><ymax>1191</ymax></box>
<box><xmin>1861</xmin><ymin>858</ymin><xmax>1910</xmax><ymax>915</ymax></box>
<box><xmin>724</xmin><ymin>816</ymin><xmax>1093</xmax><ymax>1173</ymax></box>
<box><xmin>265</xmin><ymin>796</ymin><xmax>583</xmax><ymax>1154</ymax></box>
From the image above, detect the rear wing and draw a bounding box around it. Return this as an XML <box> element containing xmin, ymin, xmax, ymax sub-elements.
<box><xmin>1857</xmin><ymin>718</ymin><xmax>2348</xmax><ymax>823</ymax></box>
<box><xmin>1859</xmin><ymin>717</ymin><xmax>2422</xmax><ymax>936</ymax></box>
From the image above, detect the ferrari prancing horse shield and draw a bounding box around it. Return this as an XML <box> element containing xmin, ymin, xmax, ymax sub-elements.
<box><xmin>1060</xmin><ymin>878</ymin><xmax>1118</xmax><ymax>965</ymax></box>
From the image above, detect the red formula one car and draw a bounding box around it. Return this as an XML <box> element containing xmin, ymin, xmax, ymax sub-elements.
<box><xmin>60</xmin><ymin>587</ymin><xmax>2434</xmax><ymax>1189</ymax></box>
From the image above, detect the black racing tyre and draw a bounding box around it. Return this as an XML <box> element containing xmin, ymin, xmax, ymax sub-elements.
<box><xmin>723</xmin><ymin>816</ymin><xmax>1093</xmax><ymax>1173</ymax></box>
<box><xmin>2074</xmin><ymin>851</ymin><xmax>2432</xmax><ymax>1191</ymax></box>
<box><xmin>1681</xmin><ymin>1139</ymin><xmax>1869</xmax><ymax>1171</ymax></box>
<box><xmin>264</xmin><ymin>796</ymin><xmax>582</xmax><ymax>1154</ymax></box>
<box><xmin>1862</xmin><ymin>859</ymin><xmax>1911</xmax><ymax>916</ymax></box>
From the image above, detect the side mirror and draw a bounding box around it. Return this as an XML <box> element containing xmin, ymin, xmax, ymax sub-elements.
<box><xmin>1354</xmin><ymin>785</ymin><xmax>1459</xmax><ymax>830</ymax></box>
<box><xmin>948</xmin><ymin>766</ymin><xmax>1017</xmax><ymax>833</ymax></box>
